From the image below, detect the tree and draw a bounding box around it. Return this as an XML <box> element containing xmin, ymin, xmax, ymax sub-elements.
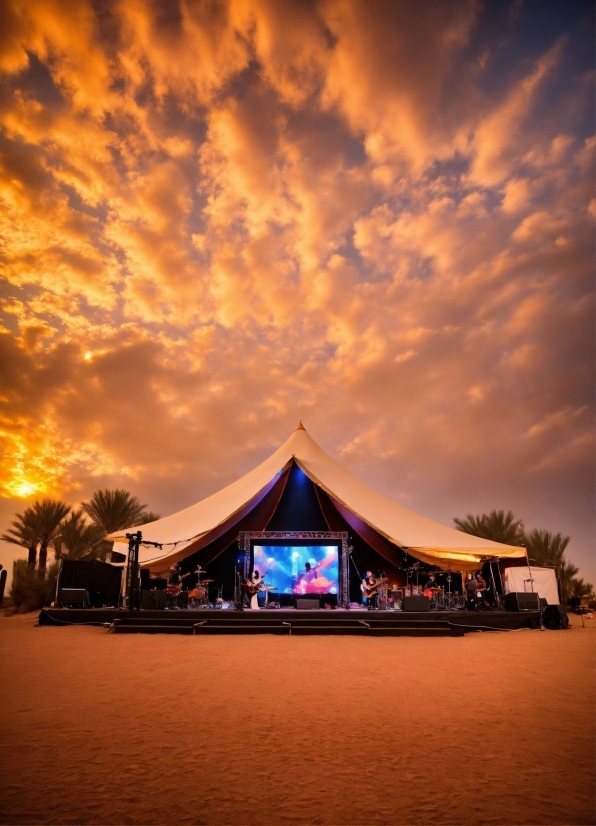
<box><xmin>137</xmin><ymin>511</ymin><xmax>161</xmax><ymax>525</ymax></box>
<box><xmin>558</xmin><ymin>558</ymin><xmax>580</xmax><ymax>604</ymax></box>
<box><xmin>1</xmin><ymin>499</ymin><xmax>70</xmax><ymax>573</ymax></box>
<box><xmin>568</xmin><ymin>577</ymin><xmax>595</xmax><ymax>602</ymax></box>
<box><xmin>30</xmin><ymin>500</ymin><xmax>72</xmax><ymax>574</ymax></box>
<box><xmin>524</xmin><ymin>529</ymin><xmax>570</xmax><ymax>568</ymax></box>
<box><xmin>81</xmin><ymin>490</ymin><xmax>160</xmax><ymax>561</ymax></box>
<box><xmin>454</xmin><ymin>510</ymin><xmax>525</xmax><ymax>546</ymax></box>
<box><xmin>1</xmin><ymin>507</ymin><xmax>40</xmax><ymax>567</ymax></box>
<box><xmin>53</xmin><ymin>510</ymin><xmax>105</xmax><ymax>561</ymax></box>
<box><xmin>81</xmin><ymin>490</ymin><xmax>149</xmax><ymax>535</ymax></box>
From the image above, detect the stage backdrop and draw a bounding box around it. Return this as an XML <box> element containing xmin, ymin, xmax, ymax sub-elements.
<box><xmin>503</xmin><ymin>566</ymin><xmax>559</xmax><ymax>605</ymax></box>
<box><xmin>58</xmin><ymin>560</ymin><xmax>123</xmax><ymax>607</ymax></box>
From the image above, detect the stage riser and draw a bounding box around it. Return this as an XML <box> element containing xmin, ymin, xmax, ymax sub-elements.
<box><xmin>112</xmin><ymin>625</ymin><xmax>194</xmax><ymax>635</ymax></box>
<box><xmin>39</xmin><ymin>608</ymin><xmax>541</xmax><ymax>633</ymax></box>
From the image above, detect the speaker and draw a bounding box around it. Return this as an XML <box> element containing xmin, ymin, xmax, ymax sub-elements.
<box><xmin>59</xmin><ymin>588</ymin><xmax>88</xmax><ymax>607</ymax></box>
<box><xmin>141</xmin><ymin>590</ymin><xmax>167</xmax><ymax>609</ymax></box>
<box><xmin>295</xmin><ymin>598</ymin><xmax>320</xmax><ymax>610</ymax></box>
<box><xmin>140</xmin><ymin>569</ymin><xmax>151</xmax><ymax>590</ymax></box>
<box><xmin>542</xmin><ymin>604</ymin><xmax>570</xmax><ymax>630</ymax></box>
<box><xmin>403</xmin><ymin>596</ymin><xmax>431</xmax><ymax>612</ymax></box>
<box><xmin>503</xmin><ymin>592</ymin><xmax>540</xmax><ymax>611</ymax></box>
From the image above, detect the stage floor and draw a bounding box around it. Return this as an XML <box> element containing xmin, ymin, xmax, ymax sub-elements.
<box><xmin>38</xmin><ymin>607</ymin><xmax>542</xmax><ymax>634</ymax></box>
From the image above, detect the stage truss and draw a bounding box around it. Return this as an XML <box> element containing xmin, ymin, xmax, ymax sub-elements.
<box><xmin>239</xmin><ymin>530</ymin><xmax>349</xmax><ymax>607</ymax></box>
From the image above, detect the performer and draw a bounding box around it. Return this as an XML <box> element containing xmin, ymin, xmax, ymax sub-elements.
<box><xmin>475</xmin><ymin>571</ymin><xmax>488</xmax><ymax>608</ymax></box>
<box><xmin>168</xmin><ymin>563</ymin><xmax>182</xmax><ymax>586</ymax></box>
<box><xmin>249</xmin><ymin>569</ymin><xmax>262</xmax><ymax>610</ymax></box>
<box><xmin>362</xmin><ymin>570</ymin><xmax>378</xmax><ymax>610</ymax></box>
<box><xmin>425</xmin><ymin>573</ymin><xmax>439</xmax><ymax>590</ymax></box>
<box><xmin>465</xmin><ymin>573</ymin><xmax>479</xmax><ymax>610</ymax></box>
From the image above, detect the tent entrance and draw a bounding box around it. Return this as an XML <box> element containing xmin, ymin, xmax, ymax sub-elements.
<box><xmin>239</xmin><ymin>531</ymin><xmax>349</xmax><ymax>607</ymax></box>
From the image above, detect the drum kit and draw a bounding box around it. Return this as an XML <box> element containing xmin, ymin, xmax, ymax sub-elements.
<box><xmin>397</xmin><ymin>569</ymin><xmax>466</xmax><ymax>610</ymax></box>
<box><xmin>167</xmin><ymin>567</ymin><xmax>214</xmax><ymax>609</ymax></box>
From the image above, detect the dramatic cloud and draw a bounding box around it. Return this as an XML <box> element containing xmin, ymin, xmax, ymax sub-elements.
<box><xmin>0</xmin><ymin>0</ymin><xmax>593</xmax><ymax>579</ymax></box>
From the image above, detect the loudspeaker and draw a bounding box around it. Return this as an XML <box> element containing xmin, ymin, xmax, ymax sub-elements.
<box><xmin>295</xmin><ymin>598</ymin><xmax>320</xmax><ymax>610</ymax></box>
<box><xmin>141</xmin><ymin>590</ymin><xmax>167</xmax><ymax>609</ymax></box>
<box><xmin>503</xmin><ymin>592</ymin><xmax>540</xmax><ymax>611</ymax></box>
<box><xmin>542</xmin><ymin>604</ymin><xmax>570</xmax><ymax>630</ymax></box>
<box><xmin>140</xmin><ymin>569</ymin><xmax>151</xmax><ymax>590</ymax></box>
<box><xmin>59</xmin><ymin>588</ymin><xmax>89</xmax><ymax>607</ymax></box>
<box><xmin>403</xmin><ymin>596</ymin><xmax>431</xmax><ymax>612</ymax></box>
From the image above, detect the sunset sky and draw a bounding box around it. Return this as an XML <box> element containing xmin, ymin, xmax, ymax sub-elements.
<box><xmin>0</xmin><ymin>0</ymin><xmax>594</xmax><ymax>582</ymax></box>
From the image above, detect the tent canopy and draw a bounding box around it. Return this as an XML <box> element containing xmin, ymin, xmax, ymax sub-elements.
<box><xmin>108</xmin><ymin>423</ymin><xmax>526</xmax><ymax>573</ymax></box>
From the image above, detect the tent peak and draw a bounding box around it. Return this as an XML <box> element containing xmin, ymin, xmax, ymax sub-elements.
<box><xmin>295</xmin><ymin>420</ymin><xmax>306</xmax><ymax>431</ymax></box>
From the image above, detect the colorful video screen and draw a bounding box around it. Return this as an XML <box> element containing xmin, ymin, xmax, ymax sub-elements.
<box><xmin>253</xmin><ymin>545</ymin><xmax>339</xmax><ymax>595</ymax></box>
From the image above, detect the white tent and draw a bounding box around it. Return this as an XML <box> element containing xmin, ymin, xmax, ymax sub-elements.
<box><xmin>503</xmin><ymin>566</ymin><xmax>560</xmax><ymax>605</ymax></box>
<box><xmin>108</xmin><ymin>423</ymin><xmax>526</xmax><ymax>574</ymax></box>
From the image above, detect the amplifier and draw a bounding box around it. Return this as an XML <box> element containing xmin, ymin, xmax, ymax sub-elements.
<box><xmin>542</xmin><ymin>604</ymin><xmax>570</xmax><ymax>630</ymax></box>
<box><xmin>503</xmin><ymin>592</ymin><xmax>540</xmax><ymax>611</ymax></box>
<box><xmin>403</xmin><ymin>595</ymin><xmax>431</xmax><ymax>612</ymax></box>
<box><xmin>59</xmin><ymin>588</ymin><xmax>88</xmax><ymax>607</ymax></box>
<box><xmin>141</xmin><ymin>590</ymin><xmax>167</xmax><ymax>609</ymax></box>
<box><xmin>295</xmin><ymin>598</ymin><xmax>320</xmax><ymax>610</ymax></box>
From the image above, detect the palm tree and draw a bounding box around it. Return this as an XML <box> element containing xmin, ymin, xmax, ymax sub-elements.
<box><xmin>524</xmin><ymin>529</ymin><xmax>570</xmax><ymax>568</ymax></box>
<box><xmin>568</xmin><ymin>577</ymin><xmax>595</xmax><ymax>602</ymax></box>
<box><xmin>1</xmin><ymin>499</ymin><xmax>70</xmax><ymax>573</ymax></box>
<box><xmin>454</xmin><ymin>510</ymin><xmax>525</xmax><ymax>545</ymax></box>
<box><xmin>558</xmin><ymin>558</ymin><xmax>580</xmax><ymax>604</ymax></box>
<box><xmin>31</xmin><ymin>500</ymin><xmax>72</xmax><ymax>574</ymax></box>
<box><xmin>53</xmin><ymin>510</ymin><xmax>105</xmax><ymax>561</ymax></box>
<box><xmin>81</xmin><ymin>490</ymin><xmax>149</xmax><ymax>535</ymax></box>
<box><xmin>1</xmin><ymin>507</ymin><xmax>40</xmax><ymax>567</ymax></box>
<box><xmin>137</xmin><ymin>511</ymin><xmax>161</xmax><ymax>525</ymax></box>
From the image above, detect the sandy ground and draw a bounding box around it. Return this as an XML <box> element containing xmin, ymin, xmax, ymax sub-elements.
<box><xmin>0</xmin><ymin>613</ymin><xmax>594</xmax><ymax>826</ymax></box>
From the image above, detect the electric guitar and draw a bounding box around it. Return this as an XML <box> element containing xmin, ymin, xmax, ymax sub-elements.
<box><xmin>242</xmin><ymin>581</ymin><xmax>275</xmax><ymax>596</ymax></box>
<box><xmin>360</xmin><ymin>577</ymin><xmax>388</xmax><ymax>599</ymax></box>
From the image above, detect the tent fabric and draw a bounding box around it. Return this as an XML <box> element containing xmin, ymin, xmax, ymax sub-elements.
<box><xmin>108</xmin><ymin>424</ymin><xmax>526</xmax><ymax>573</ymax></box>
<box><xmin>503</xmin><ymin>566</ymin><xmax>560</xmax><ymax>605</ymax></box>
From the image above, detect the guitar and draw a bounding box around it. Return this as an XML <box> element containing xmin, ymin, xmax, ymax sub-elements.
<box><xmin>242</xmin><ymin>581</ymin><xmax>275</xmax><ymax>596</ymax></box>
<box><xmin>360</xmin><ymin>577</ymin><xmax>388</xmax><ymax>599</ymax></box>
<box><xmin>168</xmin><ymin>571</ymin><xmax>191</xmax><ymax>592</ymax></box>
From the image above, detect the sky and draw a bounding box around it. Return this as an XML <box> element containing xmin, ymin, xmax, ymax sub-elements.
<box><xmin>0</xmin><ymin>0</ymin><xmax>594</xmax><ymax>585</ymax></box>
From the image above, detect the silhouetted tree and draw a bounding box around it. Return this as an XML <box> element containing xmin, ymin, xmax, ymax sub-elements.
<box><xmin>569</xmin><ymin>577</ymin><xmax>595</xmax><ymax>602</ymax></box>
<box><xmin>53</xmin><ymin>510</ymin><xmax>105</xmax><ymax>560</ymax></box>
<box><xmin>81</xmin><ymin>490</ymin><xmax>160</xmax><ymax>560</ymax></box>
<box><xmin>1</xmin><ymin>507</ymin><xmax>39</xmax><ymax>567</ymax></box>
<box><xmin>81</xmin><ymin>490</ymin><xmax>148</xmax><ymax>534</ymax></box>
<box><xmin>2</xmin><ymin>500</ymin><xmax>70</xmax><ymax>573</ymax></box>
<box><xmin>454</xmin><ymin>510</ymin><xmax>525</xmax><ymax>546</ymax></box>
<box><xmin>524</xmin><ymin>528</ymin><xmax>570</xmax><ymax>568</ymax></box>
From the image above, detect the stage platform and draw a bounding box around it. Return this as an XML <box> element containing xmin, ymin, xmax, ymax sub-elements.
<box><xmin>38</xmin><ymin>607</ymin><xmax>542</xmax><ymax>635</ymax></box>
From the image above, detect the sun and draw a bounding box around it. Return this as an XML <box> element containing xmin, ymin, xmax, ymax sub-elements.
<box><xmin>7</xmin><ymin>478</ymin><xmax>44</xmax><ymax>498</ymax></box>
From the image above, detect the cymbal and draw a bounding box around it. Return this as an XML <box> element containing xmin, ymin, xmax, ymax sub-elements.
<box><xmin>198</xmin><ymin>579</ymin><xmax>214</xmax><ymax>583</ymax></box>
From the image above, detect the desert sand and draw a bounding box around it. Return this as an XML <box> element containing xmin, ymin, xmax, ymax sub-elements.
<box><xmin>1</xmin><ymin>612</ymin><xmax>594</xmax><ymax>826</ymax></box>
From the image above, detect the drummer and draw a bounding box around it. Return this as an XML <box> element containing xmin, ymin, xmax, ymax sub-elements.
<box><xmin>425</xmin><ymin>573</ymin><xmax>439</xmax><ymax>591</ymax></box>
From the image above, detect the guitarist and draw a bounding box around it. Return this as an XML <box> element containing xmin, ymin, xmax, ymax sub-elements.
<box><xmin>362</xmin><ymin>570</ymin><xmax>379</xmax><ymax>610</ymax></box>
<box><xmin>246</xmin><ymin>570</ymin><xmax>262</xmax><ymax>610</ymax></box>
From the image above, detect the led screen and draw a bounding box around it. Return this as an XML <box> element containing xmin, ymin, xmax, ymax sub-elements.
<box><xmin>253</xmin><ymin>545</ymin><xmax>339</xmax><ymax>595</ymax></box>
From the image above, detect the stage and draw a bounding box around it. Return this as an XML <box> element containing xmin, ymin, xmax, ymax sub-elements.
<box><xmin>38</xmin><ymin>607</ymin><xmax>542</xmax><ymax>635</ymax></box>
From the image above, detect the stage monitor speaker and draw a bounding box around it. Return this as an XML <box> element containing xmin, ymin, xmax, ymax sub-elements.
<box><xmin>542</xmin><ymin>604</ymin><xmax>570</xmax><ymax>630</ymax></box>
<box><xmin>403</xmin><ymin>595</ymin><xmax>431</xmax><ymax>612</ymax></box>
<box><xmin>59</xmin><ymin>588</ymin><xmax>89</xmax><ymax>607</ymax></box>
<box><xmin>503</xmin><ymin>592</ymin><xmax>540</xmax><ymax>611</ymax></box>
<box><xmin>295</xmin><ymin>598</ymin><xmax>320</xmax><ymax>610</ymax></box>
<box><xmin>141</xmin><ymin>590</ymin><xmax>167</xmax><ymax>609</ymax></box>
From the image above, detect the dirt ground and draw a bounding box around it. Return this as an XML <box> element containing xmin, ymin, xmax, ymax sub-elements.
<box><xmin>1</xmin><ymin>611</ymin><xmax>594</xmax><ymax>826</ymax></box>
